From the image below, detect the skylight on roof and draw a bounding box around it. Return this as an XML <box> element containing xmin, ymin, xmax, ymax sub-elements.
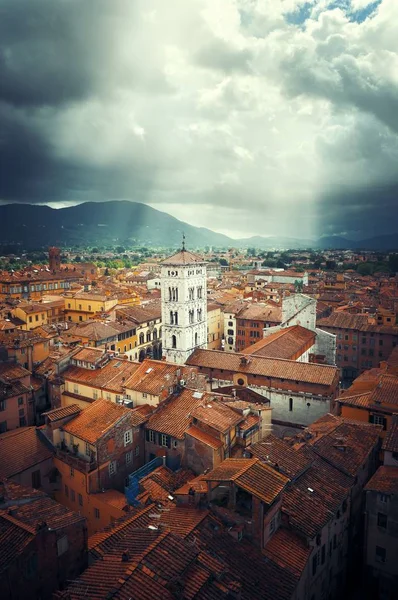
<box><xmin>113</xmin><ymin>361</ymin><xmax>121</xmax><ymax>367</ymax></box>
<box><xmin>193</xmin><ymin>392</ymin><xmax>203</xmax><ymax>399</ymax></box>
<box><xmin>145</xmin><ymin>367</ymin><xmax>153</xmax><ymax>374</ymax></box>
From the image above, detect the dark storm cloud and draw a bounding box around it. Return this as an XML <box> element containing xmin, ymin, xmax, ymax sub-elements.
<box><xmin>0</xmin><ymin>0</ymin><xmax>103</xmax><ymax>108</ymax></box>
<box><xmin>319</xmin><ymin>182</ymin><xmax>398</xmax><ymax>237</ymax></box>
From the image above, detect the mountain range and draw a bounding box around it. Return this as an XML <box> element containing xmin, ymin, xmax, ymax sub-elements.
<box><xmin>0</xmin><ymin>201</ymin><xmax>396</xmax><ymax>251</ymax></box>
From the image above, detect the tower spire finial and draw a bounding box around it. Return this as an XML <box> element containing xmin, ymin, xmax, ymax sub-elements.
<box><xmin>182</xmin><ymin>232</ymin><xmax>186</xmax><ymax>251</ymax></box>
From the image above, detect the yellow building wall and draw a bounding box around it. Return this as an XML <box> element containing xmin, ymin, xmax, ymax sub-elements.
<box><xmin>13</xmin><ymin>307</ymin><xmax>49</xmax><ymax>330</ymax></box>
<box><xmin>116</xmin><ymin>332</ymin><xmax>137</xmax><ymax>354</ymax></box>
<box><xmin>54</xmin><ymin>457</ymin><xmax>127</xmax><ymax>535</ymax></box>
<box><xmin>62</xmin><ymin>379</ymin><xmax>125</xmax><ymax>406</ymax></box>
<box><xmin>64</xmin><ymin>297</ymin><xmax>118</xmax><ymax>323</ymax></box>
<box><xmin>207</xmin><ymin>307</ymin><xmax>223</xmax><ymax>350</ymax></box>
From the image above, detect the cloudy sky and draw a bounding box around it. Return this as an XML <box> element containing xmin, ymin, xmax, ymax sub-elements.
<box><xmin>1</xmin><ymin>0</ymin><xmax>397</xmax><ymax>240</ymax></box>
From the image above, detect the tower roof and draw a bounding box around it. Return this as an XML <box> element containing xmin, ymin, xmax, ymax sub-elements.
<box><xmin>161</xmin><ymin>248</ymin><xmax>206</xmax><ymax>266</ymax></box>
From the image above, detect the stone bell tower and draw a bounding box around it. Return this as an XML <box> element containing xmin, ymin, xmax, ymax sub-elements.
<box><xmin>161</xmin><ymin>238</ymin><xmax>207</xmax><ymax>364</ymax></box>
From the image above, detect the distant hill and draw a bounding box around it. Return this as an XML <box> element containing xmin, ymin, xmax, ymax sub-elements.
<box><xmin>0</xmin><ymin>202</ymin><xmax>232</xmax><ymax>249</ymax></box>
<box><xmin>0</xmin><ymin>202</ymin><xmax>396</xmax><ymax>250</ymax></box>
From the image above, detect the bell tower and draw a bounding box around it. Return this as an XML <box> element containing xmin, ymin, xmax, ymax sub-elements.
<box><xmin>161</xmin><ymin>239</ymin><xmax>207</xmax><ymax>364</ymax></box>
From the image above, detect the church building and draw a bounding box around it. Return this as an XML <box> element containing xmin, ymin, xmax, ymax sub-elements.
<box><xmin>161</xmin><ymin>242</ymin><xmax>208</xmax><ymax>364</ymax></box>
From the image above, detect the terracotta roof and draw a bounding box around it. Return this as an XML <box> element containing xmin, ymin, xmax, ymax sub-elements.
<box><xmin>0</xmin><ymin>512</ymin><xmax>35</xmax><ymax>575</ymax></box>
<box><xmin>145</xmin><ymin>389</ymin><xmax>213</xmax><ymax>440</ymax></box>
<box><xmin>337</xmin><ymin>373</ymin><xmax>398</xmax><ymax>410</ymax></box>
<box><xmin>63</xmin><ymin>399</ymin><xmax>146</xmax><ymax>444</ymax></box>
<box><xmin>249</xmin><ymin>435</ymin><xmax>311</xmax><ymax>480</ymax></box>
<box><xmin>311</xmin><ymin>422</ymin><xmax>381</xmax><ymax>478</ymax></box>
<box><xmin>263</xmin><ymin>527</ymin><xmax>311</xmax><ymax>581</ymax></box>
<box><xmin>124</xmin><ymin>360</ymin><xmax>196</xmax><ymax>396</ymax></box>
<box><xmin>64</xmin><ymin>358</ymin><xmax>140</xmax><ymax>393</ymax></box>
<box><xmin>202</xmin><ymin>458</ymin><xmax>253</xmax><ymax>482</ymax></box>
<box><xmin>137</xmin><ymin>466</ymin><xmax>194</xmax><ymax>504</ymax></box>
<box><xmin>242</xmin><ymin>325</ymin><xmax>315</xmax><ymax>360</ymax></box>
<box><xmin>318</xmin><ymin>311</ymin><xmax>398</xmax><ymax>334</ymax></box>
<box><xmin>365</xmin><ymin>466</ymin><xmax>398</xmax><ymax>494</ymax></box>
<box><xmin>187</xmin><ymin>349</ymin><xmax>339</xmax><ymax>388</ymax></box>
<box><xmin>0</xmin><ymin>480</ymin><xmax>85</xmax><ymax>531</ymax></box>
<box><xmin>191</xmin><ymin>401</ymin><xmax>244</xmax><ymax>433</ymax></box>
<box><xmin>186</xmin><ymin>425</ymin><xmax>223</xmax><ymax>449</ymax></box>
<box><xmin>72</xmin><ymin>347</ymin><xmax>105</xmax><ymax>363</ymax></box>
<box><xmin>43</xmin><ymin>404</ymin><xmax>82</xmax><ymax>422</ymax></box>
<box><xmin>115</xmin><ymin>304</ymin><xmax>161</xmax><ymax>324</ymax></box>
<box><xmin>203</xmin><ymin>458</ymin><xmax>288</xmax><ymax>505</ymax></box>
<box><xmin>97</xmin><ymin>489</ymin><xmax>128</xmax><ymax>510</ymax></box>
<box><xmin>161</xmin><ymin>249</ymin><xmax>206</xmax><ymax>265</ymax></box>
<box><xmin>0</xmin><ymin>428</ymin><xmax>53</xmax><ymax>478</ymax></box>
<box><xmin>0</xmin><ymin>362</ymin><xmax>31</xmax><ymax>381</ymax></box>
<box><xmin>174</xmin><ymin>474</ymin><xmax>208</xmax><ymax>496</ymax></box>
<box><xmin>383</xmin><ymin>414</ymin><xmax>398</xmax><ymax>453</ymax></box>
<box><xmin>67</xmin><ymin>321</ymin><xmax>119</xmax><ymax>341</ymax></box>
<box><xmin>234</xmin><ymin>460</ymin><xmax>289</xmax><ymax>505</ymax></box>
<box><xmin>236</xmin><ymin>302</ymin><xmax>282</xmax><ymax>323</ymax></box>
<box><xmin>336</xmin><ymin>391</ymin><xmax>373</xmax><ymax>409</ymax></box>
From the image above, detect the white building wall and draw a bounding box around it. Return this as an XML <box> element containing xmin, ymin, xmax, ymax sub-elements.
<box><xmin>282</xmin><ymin>294</ymin><xmax>316</xmax><ymax>330</ymax></box>
<box><xmin>161</xmin><ymin>261</ymin><xmax>208</xmax><ymax>364</ymax></box>
<box><xmin>314</xmin><ymin>328</ymin><xmax>337</xmax><ymax>365</ymax></box>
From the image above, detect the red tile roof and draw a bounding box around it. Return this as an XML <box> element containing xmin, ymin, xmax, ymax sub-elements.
<box><xmin>0</xmin><ymin>428</ymin><xmax>53</xmax><ymax>478</ymax></box>
<box><xmin>161</xmin><ymin>249</ymin><xmax>206</xmax><ymax>265</ymax></box>
<box><xmin>365</xmin><ymin>466</ymin><xmax>398</xmax><ymax>494</ymax></box>
<box><xmin>249</xmin><ymin>435</ymin><xmax>311</xmax><ymax>480</ymax></box>
<box><xmin>383</xmin><ymin>414</ymin><xmax>398</xmax><ymax>453</ymax></box>
<box><xmin>263</xmin><ymin>527</ymin><xmax>311</xmax><ymax>580</ymax></box>
<box><xmin>123</xmin><ymin>360</ymin><xmax>196</xmax><ymax>396</ymax></box>
<box><xmin>63</xmin><ymin>398</ymin><xmax>146</xmax><ymax>444</ymax></box>
<box><xmin>318</xmin><ymin>311</ymin><xmax>398</xmax><ymax>334</ymax></box>
<box><xmin>191</xmin><ymin>401</ymin><xmax>243</xmax><ymax>433</ymax></box>
<box><xmin>242</xmin><ymin>325</ymin><xmax>315</xmax><ymax>360</ymax></box>
<box><xmin>63</xmin><ymin>358</ymin><xmax>140</xmax><ymax>393</ymax></box>
<box><xmin>146</xmin><ymin>389</ymin><xmax>213</xmax><ymax>440</ymax></box>
<box><xmin>187</xmin><ymin>349</ymin><xmax>339</xmax><ymax>387</ymax></box>
<box><xmin>203</xmin><ymin>458</ymin><xmax>289</xmax><ymax>505</ymax></box>
<box><xmin>0</xmin><ymin>512</ymin><xmax>35</xmax><ymax>575</ymax></box>
<box><xmin>186</xmin><ymin>425</ymin><xmax>223</xmax><ymax>449</ymax></box>
<box><xmin>43</xmin><ymin>404</ymin><xmax>82</xmax><ymax>422</ymax></box>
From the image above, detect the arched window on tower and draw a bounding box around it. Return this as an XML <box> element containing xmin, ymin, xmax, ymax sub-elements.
<box><xmin>174</xmin><ymin>311</ymin><xmax>178</xmax><ymax>325</ymax></box>
<box><xmin>168</xmin><ymin>287</ymin><xmax>172</xmax><ymax>301</ymax></box>
<box><xmin>174</xmin><ymin>288</ymin><xmax>178</xmax><ymax>301</ymax></box>
<box><xmin>197</xmin><ymin>286</ymin><xmax>203</xmax><ymax>299</ymax></box>
<box><xmin>170</xmin><ymin>311</ymin><xmax>174</xmax><ymax>325</ymax></box>
<box><xmin>197</xmin><ymin>308</ymin><xmax>202</xmax><ymax>322</ymax></box>
<box><xmin>189</xmin><ymin>310</ymin><xmax>194</xmax><ymax>324</ymax></box>
<box><xmin>195</xmin><ymin>332</ymin><xmax>198</xmax><ymax>346</ymax></box>
<box><xmin>172</xmin><ymin>335</ymin><xmax>177</xmax><ymax>349</ymax></box>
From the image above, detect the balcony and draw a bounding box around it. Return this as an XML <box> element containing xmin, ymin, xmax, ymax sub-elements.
<box><xmin>56</xmin><ymin>448</ymin><xmax>97</xmax><ymax>473</ymax></box>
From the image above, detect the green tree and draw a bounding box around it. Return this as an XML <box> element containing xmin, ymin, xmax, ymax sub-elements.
<box><xmin>357</xmin><ymin>262</ymin><xmax>373</xmax><ymax>276</ymax></box>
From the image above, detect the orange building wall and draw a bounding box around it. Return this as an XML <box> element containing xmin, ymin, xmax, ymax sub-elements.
<box><xmin>54</xmin><ymin>457</ymin><xmax>128</xmax><ymax>535</ymax></box>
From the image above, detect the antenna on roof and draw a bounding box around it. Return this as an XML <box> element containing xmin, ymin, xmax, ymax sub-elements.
<box><xmin>182</xmin><ymin>232</ymin><xmax>186</xmax><ymax>251</ymax></box>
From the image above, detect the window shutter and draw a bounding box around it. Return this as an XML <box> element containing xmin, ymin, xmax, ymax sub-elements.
<box><xmin>146</xmin><ymin>429</ymin><xmax>150</xmax><ymax>441</ymax></box>
<box><xmin>383</xmin><ymin>418</ymin><xmax>387</xmax><ymax>431</ymax></box>
<box><xmin>369</xmin><ymin>415</ymin><xmax>374</xmax><ymax>424</ymax></box>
